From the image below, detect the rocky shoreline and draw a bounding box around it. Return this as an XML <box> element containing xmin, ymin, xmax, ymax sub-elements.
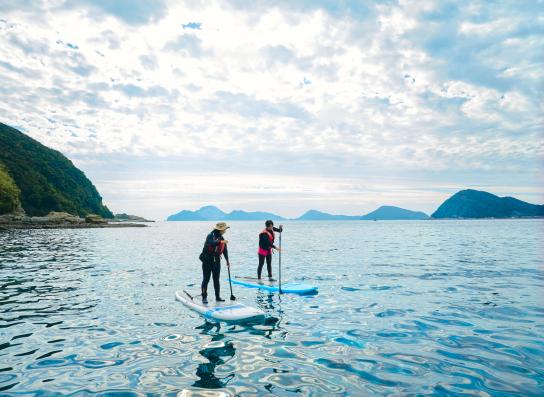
<box><xmin>0</xmin><ymin>212</ymin><xmax>147</xmax><ymax>230</ymax></box>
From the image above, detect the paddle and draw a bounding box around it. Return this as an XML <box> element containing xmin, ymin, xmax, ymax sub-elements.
<box><xmin>227</xmin><ymin>262</ymin><xmax>236</xmax><ymax>300</ymax></box>
<box><xmin>183</xmin><ymin>290</ymin><xmax>202</xmax><ymax>300</ymax></box>
<box><xmin>278</xmin><ymin>229</ymin><xmax>282</xmax><ymax>294</ymax></box>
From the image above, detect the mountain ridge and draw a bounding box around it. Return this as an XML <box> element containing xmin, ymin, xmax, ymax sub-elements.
<box><xmin>361</xmin><ymin>205</ymin><xmax>429</xmax><ymax>220</ymax></box>
<box><xmin>167</xmin><ymin>205</ymin><xmax>429</xmax><ymax>221</ymax></box>
<box><xmin>167</xmin><ymin>205</ymin><xmax>285</xmax><ymax>221</ymax></box>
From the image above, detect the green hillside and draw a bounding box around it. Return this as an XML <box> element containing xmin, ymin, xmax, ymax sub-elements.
<box><xmin>0</xmin><ymin>123</ymin><xmax>112</xmax><ymax>218</ymax></box>
<box><xmin>432</xmin><ymin>189</ymin><xmax>544</xmax><ymax>218</ymax></box>
<box><xmin>0</xmin><ymin>163</ymin><xmax>21</xmax><ymax>214</ymax></box>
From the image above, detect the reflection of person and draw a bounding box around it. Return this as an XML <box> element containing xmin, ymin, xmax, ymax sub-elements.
<box><xmin>257</xmin><ymin>220</ymin><xmax>283</xmax><ymax>279</ymax></box>
<box><xmin>193</xmin><ymin>337</ymin><xmax>236</xmax><ymax>389</ymax></box>
<box><xmin>199</xmin><ymin>222</ymin><xmax>230</xmax><ymax>304</ymax></box>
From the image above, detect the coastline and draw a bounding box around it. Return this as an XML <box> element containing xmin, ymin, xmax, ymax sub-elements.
<box><xmin>0</xmin><ymin>213</ymin><xmax>148</xmax><ymax>230</ymax></box>
<box><xmin>0</xmin><ymin>221</ymin><xmax>147</xmax><ymax>230</ymax></box>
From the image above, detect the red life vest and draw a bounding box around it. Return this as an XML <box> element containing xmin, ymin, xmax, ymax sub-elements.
<box><xmin>258</xmin><ymin>229</ymin><xmax>275</xmax><ymax>256</ymax></box>
<box><xmin>207</xmin><ymin>239</ymin><xmax>225</xmax><ymax>255</ymax></box>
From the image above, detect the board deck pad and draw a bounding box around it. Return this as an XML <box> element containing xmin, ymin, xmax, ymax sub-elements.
<box><xmin>237</xmin><ymin>276</ymin><xmax>277</xmax><ymax>282</ymax></box>
<box><xmin>229</xmin><ymin>277</ymin><xmax>318</xmax><ymax>295</ymax></box>
<box><xmin>175</xmin><ymin>290</ymin><xmax>265</xmax><ymax>322</ymax></box>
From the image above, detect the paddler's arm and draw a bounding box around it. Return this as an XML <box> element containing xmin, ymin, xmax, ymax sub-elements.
<box><xmin>206</xmin><ymin>232</ymin><xmax>221</xmax><ymax>247</ymax></box>
<box><xmin>273</xmin><ymin>225</ymin><xmax>283</xmax><ymax>251</ymax></box>
<box><xmin>222</xmin><ymin>242</ymin><xmax>230</xmax><ymax>265</ymax></box>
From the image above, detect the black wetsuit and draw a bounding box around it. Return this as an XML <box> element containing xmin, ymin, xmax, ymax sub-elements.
<box><xmin>200</xmin><ymin>230</ymin><xmax>229</xmax><ymax>299</ymax></box>
<box><xmin>258</xmin><ymin>226</ymin><xmax>282</xmax><ymax>279</ymax></box>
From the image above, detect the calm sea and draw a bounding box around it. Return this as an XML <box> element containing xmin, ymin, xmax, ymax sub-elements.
<box><xmin>1</xmin><ymin>220</ymin><xmax>543</xmax><ymax>395</ymax></box>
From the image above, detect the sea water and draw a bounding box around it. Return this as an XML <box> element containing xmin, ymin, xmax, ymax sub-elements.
<box><xmin>0</xmin><ymin>220</ymin><xmax>543</xmax><ymax>395</ymax></box>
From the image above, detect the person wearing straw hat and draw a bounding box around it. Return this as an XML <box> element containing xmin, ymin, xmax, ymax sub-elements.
<box><xmin>199</xmin><ymin>222</ymin><xmax>231</xmax><ymax>304</ymax></box>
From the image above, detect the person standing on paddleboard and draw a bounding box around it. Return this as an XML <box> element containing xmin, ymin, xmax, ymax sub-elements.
<box><xmin>257</xmin><ymin>220</ymin><xmax>282</xmax><ymax>279</ymax></box>
<box><xmin>199</xmin><ymin>222</ymin><xmax>230</xmax><ymax>304</ymax></box>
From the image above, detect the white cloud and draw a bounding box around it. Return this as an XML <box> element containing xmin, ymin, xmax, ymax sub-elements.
<box><xmin>0</xmin><ymin>0</ymin><xmax>542</xmax><ymax>216</ymax></box>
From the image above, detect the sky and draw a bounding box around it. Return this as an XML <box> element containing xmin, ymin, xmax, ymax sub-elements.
<box><xmin>0</xmin><ymin>0</ymin><xmax>543</xmax><ymax>219</ymax></box>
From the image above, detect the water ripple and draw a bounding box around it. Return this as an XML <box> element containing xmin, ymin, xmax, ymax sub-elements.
<box><xmin>0</xmin><ymin>220</ymin><xmax>543</xmax><ymax>395</ymax></box>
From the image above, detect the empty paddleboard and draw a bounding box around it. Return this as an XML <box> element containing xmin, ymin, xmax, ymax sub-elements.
<box><xmin>175</xmin><ymin>290</ymin><xmax>265</xmax><ymax>322</ymax></box>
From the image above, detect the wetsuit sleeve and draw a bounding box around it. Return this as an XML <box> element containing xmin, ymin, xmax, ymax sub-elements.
<box><xmin>273</xmin><ymin>226</ymin><xmax>283</xmax><ymax>233</ymax></box>
<box><xmin>206</xmin><ymin>232</ymin><xmax>221</xmax><ymax>247</ymax></box>
<box><xmin>222</xmin><ymin>243</ymin><xmax>229</xmax><ymax>262</ymax></box>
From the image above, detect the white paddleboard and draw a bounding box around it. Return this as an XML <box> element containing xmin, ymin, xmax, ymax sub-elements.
<box><xmin>175</xmin><ymin>290</ymin><xmax>265</xmax><ymax>322</ymax></box>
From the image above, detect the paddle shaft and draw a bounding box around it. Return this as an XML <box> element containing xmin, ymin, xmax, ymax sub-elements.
<box><xmin>278</xmin><ymin>231</ymin><xmax>282</xmax><ymax>294</ymax></box>
<box><xmin>227</xmin><ymin>262</ymin><xmax>236</xmax><ymax>300</ymax></box>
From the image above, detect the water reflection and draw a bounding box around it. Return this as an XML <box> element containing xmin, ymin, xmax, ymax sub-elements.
<box><xmin>193</xmin><ymin>323</ymin><xmax>236</xmax><ymax>389</ymax></box>
<box><xmin>255</xmin><ymin>291</ymin><xmax>286</xmax><ymax>339</ymax></box>
<box><xmin>1</xmin><ymin>221</ymin><xmax>542</xmax><ymax>395</ymax></box>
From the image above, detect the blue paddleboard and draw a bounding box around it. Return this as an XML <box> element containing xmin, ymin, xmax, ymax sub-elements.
<box><xmin>229</xmin><ymin>277</ymin><xmax>318</xmax><ymax>295</ymax></box>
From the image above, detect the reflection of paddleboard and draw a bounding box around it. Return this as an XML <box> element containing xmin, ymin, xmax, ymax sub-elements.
<box><xmin>175</xmin><ymin>290</ymin><xmax>264</xmax><ymax>322</ymax></box>
<box><xmin>229</xmin><ymin>277</ymin><xmax>318</xmax><ymax>295</ymax></box>
<box><xmin>179</xmin><ymin>391</ymin><xmax>230</xmax><ymax>397</ymax></box>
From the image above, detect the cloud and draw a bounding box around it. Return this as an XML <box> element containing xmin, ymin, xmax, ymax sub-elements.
<box><xmin>202</xmin><ymin>91</ymin><xmax>312</xmax><ymax>120</ymax></box>
<box><xmin>139</xmin><ymin>54</ymin><xmax>158</xmax><ymax>70</ymax></box>
<box><xmin>0</xmin><ymin>0</ymin><xmax>542</xmax><ymax>216</ymax></box>
<box><xmin>63</xmin><ymin>0</ymin><xmax>168</xmax><ymax>25</ymax></box>
<box><xmin>260</xmin><ymin>45</ymin><xmax>296</xmax><ymax>65</ymax></box>
<box><xmin>0</xmin><ymin>0</ymin><xmax>44</xmax><ymax>13</ymax></box>
<box><xmin>163</xmin><ymin>33</ymin><xmax>206</xmax><ymax>57</ymax></box>
<box><xmin>113</xmin><ymin>84</ymin><xmax>176</xmax><ymax>98</ymax></box>
<box><xmin>0</xmin><ymin>60</ymin><xmax>42</xmax><ymax>79</ymax></box>
<box><xmin>222</xmin><ymin>0</ymin><xmax>396</xmax><ymax>20</ymax></box>
<box><xmin>88</xmin><ymin>30</ymin><xmax>121</xmax><ymax>50</ymax></box>
<box><xmin>7</xmin><ymin>33</ymin><xmax>49</xmax><ymax>55</ymax></box>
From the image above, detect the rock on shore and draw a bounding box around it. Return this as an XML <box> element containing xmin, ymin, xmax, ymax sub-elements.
<box><xmin>0</xmin><ymin>211</ymin><xmax>147</xmax><ymax>229</ymax></box>
<box><xmin>113</xmin><ymin>213</ymin><xmax>154</xmax><ymax>222</ymax></box>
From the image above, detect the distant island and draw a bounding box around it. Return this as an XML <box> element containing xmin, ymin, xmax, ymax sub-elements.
<box><xmin>432</xmin><ymin>189</ymin><xmax>544</xmax><ymax>219</ymax></box>
<box><xmin>114</xmin><ymin>213</ymin><xmax>154</xmax><ymax>222</ymax></box>
<box><xmin>361</xmin><ymin>206</ymin><xmax>429</xmax><ymax>220</ymax></box>
<box><xmin>296</xmin><ymin>210</ymin><xmax>361</xmax><ymax>221</ymax></box>
<box><xmin>0</xmin><ymin>123</ymin><xmax>146</xmax><ymax>229</ymax></box>
<box><xmin>168</xmin><ymin>192</ymin><xmax>544</xmax><ymax>222</ymax></box>
<box><xmin>167</xmin><ymin>205</ymin><xmax>285</xmax><ymax>221</ymax></box>
<box><xmin>167</xmin><ymin>205</ymin><xmax>430</xmax><ymax>221</ymax></box>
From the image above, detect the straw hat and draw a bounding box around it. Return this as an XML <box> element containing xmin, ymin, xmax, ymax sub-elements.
<box><xmin>215</xmin><ymin>222</ymin><xmax>230</xmax><ymax>231</ymax></box>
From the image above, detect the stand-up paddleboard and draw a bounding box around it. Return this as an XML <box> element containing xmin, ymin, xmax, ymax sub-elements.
<box><xmin>229</xmin><ymin>277</ymin><xmax>318</xmax><ymax>295</ymax></box>
<box><xmin>175</xmin><ymin>290</ymin><xmax>265</xmax><ymax>322</ymax></box>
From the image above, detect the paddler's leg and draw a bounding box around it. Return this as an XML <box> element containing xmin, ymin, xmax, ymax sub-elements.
<box><xmin>266</xmin><ymin>254</ymin><xmax>272</xmax><ymax>278</ymax></box>
<box><xmin>212</xmin><ymin>257</ymin><xmax>224</xmax><ymax>301</ymax></box>
<box><xmin>257</xmin><ymin>254</ymin><xmax>265</xmax><ymax>279</ymax></box>
<box><xmin>201</xmin><ymin>260</ymin><xmax>212</xmax><ymax>304</ymax></box>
